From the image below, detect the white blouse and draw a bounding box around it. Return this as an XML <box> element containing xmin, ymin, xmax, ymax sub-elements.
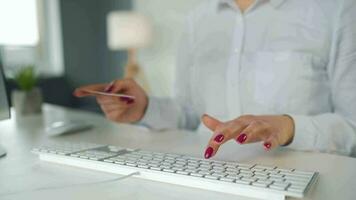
<box><xmin>140</xmin><ymin>0</ymin><xmax>356</xmax><ymax>156</ymax></box>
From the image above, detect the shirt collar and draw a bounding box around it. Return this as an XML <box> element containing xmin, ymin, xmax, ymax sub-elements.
<box><xmin>217</xmin><ymin>0</ymin><xmax>286</xmax><ymax>10</ymax></box>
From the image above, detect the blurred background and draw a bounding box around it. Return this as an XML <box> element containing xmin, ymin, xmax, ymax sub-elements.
<box><xmin>0</xmin><ymin>0</ymin><xmax>201</xmax><ymax>114</ymax></box>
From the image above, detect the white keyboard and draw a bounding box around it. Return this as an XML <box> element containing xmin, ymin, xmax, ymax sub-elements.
<box><xmin>32</xmin><ymin>142</ymin><xmax>318</xmax><ymax>200</ymax></box>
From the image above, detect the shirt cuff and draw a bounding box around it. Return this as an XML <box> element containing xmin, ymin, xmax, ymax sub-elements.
<box><xmin>138</xmin><ymin>96</ymin><xmax>160</xmax><ymax>128</ymax></box>
<box><xmin>285</xmin><ymin>114</ymin><xmax>316</xmax><ymax>151</ymax></box>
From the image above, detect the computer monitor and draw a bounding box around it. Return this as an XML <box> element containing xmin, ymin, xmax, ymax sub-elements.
<box><xmin>0</xmin><ymin>56</ymin><xmax>10</xmax><ymax>157</ymax></box>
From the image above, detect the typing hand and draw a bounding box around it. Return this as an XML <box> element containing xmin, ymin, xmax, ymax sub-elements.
<box><xmin>73</xmin><ymin>79</ymin><xmax>148</xmax><ymax>123</ymax></box>
<box><xmin>201</xmin><ymin>114</ymin><xmax>295</xmax><ymax>159</ymax></box>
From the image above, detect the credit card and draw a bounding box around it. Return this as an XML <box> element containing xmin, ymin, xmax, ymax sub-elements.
<box><xmin>83</xmin><ymin>89</ymin><xmax>135</xmax><ymax>99</ymax></box>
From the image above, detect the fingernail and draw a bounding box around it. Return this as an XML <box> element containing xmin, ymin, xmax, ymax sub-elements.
<box><xmin>127</xmin><ymin>99</ymin><xmax>135</xmax><ymax>104</ymax></box>
<box><xmin>264</xmin><ymin>142</ymin><xmax>272</xmax><ymax>150</ymax></box>
<box><xmin>104</xmin><ymin>82</ymin><xmax>114</xmax><ymax>93</ymax></box>
<box><xmin>214</xmin><ymin>134</ymin><xmax>224</xmax><ymax>143</ymax></box>
<box><xmin>120</xmin><ymin>97</ymin><xmax>132</xmax><ymax>101</ymax></box>
<box><xmin>236</xmin><ymin>134</ymin><xmax>247</xmax><ymax>144</ymax></box>
<box><xmin>204</xmin><ymin>147</ymin><xmax>214</xmax><ymax>159</ymax></box>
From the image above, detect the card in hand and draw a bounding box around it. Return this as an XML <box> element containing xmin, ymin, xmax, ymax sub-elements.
<box><xmin>83</xmin><ymin>89</ymin><xmax>135</xmax><ymax>99</ymax></box>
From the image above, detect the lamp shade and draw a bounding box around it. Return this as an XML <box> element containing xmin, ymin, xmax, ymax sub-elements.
<box><xmin>107</xmin><ymin>11</ymin><xmax>152</xmax><ymax>50</ymax></box>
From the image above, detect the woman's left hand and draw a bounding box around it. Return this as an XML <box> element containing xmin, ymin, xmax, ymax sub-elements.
<box><xmin>201</xmin><ymin>114</ymin><xmax>295</xmax><ymax>159</ymax></box>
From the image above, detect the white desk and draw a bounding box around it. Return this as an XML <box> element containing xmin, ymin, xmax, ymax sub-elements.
<box><xmin>0</xmin><ymin>104</ymin><xmax>355</xmax><ymax>200</ymax></box>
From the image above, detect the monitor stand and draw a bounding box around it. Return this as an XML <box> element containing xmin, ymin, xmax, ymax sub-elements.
<box><xmin>0</xmin><ymin>145</ymin><xmax>6</xmax><ymax>158</ymax></box>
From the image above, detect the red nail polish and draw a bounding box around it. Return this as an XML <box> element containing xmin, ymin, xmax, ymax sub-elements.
<box><xmin>214</xmin><ymin>134</ymin><xmax>224</xmax><ymax>143</ymax></box>
<box><xmin>104</xmin><ymin>84</ymin><xmax>114</xmax><ymax>93</ymax></box>
<box><xmin>204</xmin><ymin>147</ymin><xmax>214</xmax><ymax>159</ymax></box>
<box><xmin>120</xmin><ymin>97</ymin><xmax>131</xmax><ymax>101</ymax></box>
<box><xmin>264</xmin><ymin>142</ymin><xmax>271</xmax><ymax>150</ymax></box>
<box><xmin>236</xmin><ymin>134</ymin><xmax>247</xmax><ymax>144</ymax></box>
<box><xmin>127</xmin><ymin>99</ymin><xmax>135</xmax><ymax>104</ymax></box>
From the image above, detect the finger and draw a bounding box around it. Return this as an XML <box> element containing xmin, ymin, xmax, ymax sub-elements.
<box><xmin>95</xmin><ymin>94</ymin><xmax>135</xmax><ymax>106</ymax></box>
<box><xmin>201</xmin><ymin>114</ymin><xmax>222</xmax><ymax>131</ymax></box>
<box><xmin>73</xmin><ymin>84</ymin><xmax>107</xmax><ymax>97</ymax></box>
<box><xmin>103</xmin><ymin>79</ymin><xmax>136</xmax><ymax>103</ymax></box>
<box><xmin>104</xmin><ymin>81</ymin><xmax>115</xmax><ymax>93</ymax></box>
<box><xmin>96</xmin><ymin>95</ymin><xmax>118</xmax><ymax>104</ymax></box>
<box><xmin>201</xmin><ymin>114</ymin><xmax>223</xmax><ymax>159</ymax></box>
<box><xmin>205</xmin><ymin>120</ymin><xmax>248</xmax><ymax>159</ymax></box>
<box><xmin>100</xmin><ymin>104</ymin><xmax>129</xmax><ymax>113</ymax></box>
<box><xmin>263</xmin><ymin>134</ymin><xmax>279</xmax><ymax>151</ymax></box>
<box><xmin>105</xmin><ymin>108</ymin><xmax>126</xmax><ymax>122</ymax></box>
<box><xmin>214</xmin><ymin>120</ymin><xmax>249</xmax><ymax>142</ymax></box>
<box><xmin>73</xmin><ymin>88</ymin><xmax>91</xmax><ymax>97</ymax></box>
<box><xmin>204</xmin><ymin>122</ymin><xmax>231</xmax><ymax>159</ymax></box>
<box><xmin>110</xmin><ymin>79</ymin><xmax>135</xmax><ymax>95</ymax></box>
<box><xmin>239</xmin><ymin>120</ymin><xmax>272</xmax><ymax>144</ymax></box>
<box><xmin>96</xmin><ymin>95</ymin><xmax>135</xmax><ymax>106</ymax></box>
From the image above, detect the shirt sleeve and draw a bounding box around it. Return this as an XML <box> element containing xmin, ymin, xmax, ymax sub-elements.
<box><xmin>287</xmin><ymin>0</ymin><xmax>356</xmax><ymax>156</ymax></box>
<box><xmin>139</xmin><ymin>16</ymin><xmax>200</xmax><ymax>131</ymax></box>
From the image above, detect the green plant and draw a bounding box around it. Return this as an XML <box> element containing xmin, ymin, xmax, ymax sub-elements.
<box><xmin>14</xmin><ymin>66</ymin><xmax>38</xmax><ymax>91</ymax></box>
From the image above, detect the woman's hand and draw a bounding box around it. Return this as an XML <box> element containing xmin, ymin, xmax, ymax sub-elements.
<box><xmin>201</xmin><ymin>114</ymin><xmax>295</xmax><ymax>159</ymax></box>
<box><xmin>73</xmin><ymin>79</ymin><xmax>148</xmax><ymax>123</ymax></box>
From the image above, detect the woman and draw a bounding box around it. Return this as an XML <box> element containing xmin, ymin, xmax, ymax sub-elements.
<box><xmin>74</xmin><ymin>0</ymin><xmax>356</xmax><ymax>158</ymax></box>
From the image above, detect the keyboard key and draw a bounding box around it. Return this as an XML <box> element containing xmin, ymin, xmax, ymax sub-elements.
<box><xmin>126</xmin><ymin>163</ymin><xmax>137</xmax><ymax>167</ymax></box>
<box><xmin>275</xmin><ymin>183</ymin><xmax>291</xmax><ymax>189</ymax></box>
<box><xmin>269</xmin><ymin>184</ymin><xmax>289</xmax><ymax>191</ymax></box>
<box><xmin>184</xmin><ymin>169</ymin><xmax>198</xmax><ymax>173</ymax></box>
<box><xmin>253</xmin><ymin>174</ymin><xmax>268</xmax><ymax>180</ymax></box>
<box><xmin>199</xmin><ymin>165</ymin><xmax>212</xmax><ymax>170</ymax></box>
<box><xmin>114</xmin><ymin>161</ymin><xmax>125</xmax><ymax>165</ymax></box>
<box><xmin>256</xmin><ymin>179</ymin><xmax>272</xmax><ymax>185</ymax></box>
<box><xmin>197</xmin><ymin>170</ymin><xmax>211</xmax><ymax>175</ymax></box>
<box><xmin>240</xmin><ymin>173</ymin><xmax>253</xmax><ymax>178</ymax></box>
<box><xmin>284</xmin><ymin>175</ymin><xmax>310</xmax><ymax>183</ymax></box>
<box><xmin>191</xmin><ymin>173</ymin><xmax>204</xmax><ymax>177</ymax></box>
<box><xmin>252</xmin><ymin>182</ymin><xmax>268</xmax><ymax>188</ymax></box>
<box><xmin>175</xmin><ymin>161</ymin><xmax>186</xmax><ymax>165</ymax></box>
<box><xmin>241</xmin><ymin>177</ymin><xmax>257</xmax><ymax>182</ymax></box>
<box><xmin>254</xmin><ymin>165</ymin><xmax>275</xmax><ymax>170</ymax></box>
<box><xmin>235</xmin><ymin>179</ymin><xmax>251</xmax><ymax>185</ymax></box>
<box><xmin>220</xmin><ymin>177</ymin><xmax>235</xmax><ymax>182</ymax></box>
<box><xmin>211</xmin><ymin>173</ymin><xmax>226</xmax><ymax>177</ymax></box>
<box><xmin>172</xmin><ymin>167</ymin><xmax>184</xmax><ymax>171</ymax></box>
<box><xmin>268</xmin><ymin>176</ymin><xmax>285</xmax><ymax>181</ymax></box>
<box><xmin>186</xmin><ymin>165</ymin><xmax>198</xmax><ymax>169</ymax></box>
<box><xmin>239</xmin><ymin>164</ymin><xmax>254</xmax><ymax>168</ymax></box>
<box><xmin>175</xmin><ymin>158</ymin><xmax>186</xmax><ymax>162</ymax></box>
<box><xmin>79</xmin><ymin>156</ymin><xmax>89</xmax><ymax>159</ymax></box>
<box><xmin>204</xmin><ymin>175</ymin><xmax>219</xmax><ymax>180</ymax></box>
<box><xmin>150</xmin><ymin>167</ymin><xmax>162</xmax><ymax>171</ymax></box>
<box><xmin>287</xmin><ymin>186</ymin><xmax>305</xmax><ymax>193</ymax></box>
<box><xmin>176</xmin><ymin>171</ymin><xmax>189</xmax><ymax>175</ymax></box>
<box><xmin>293</xmin><ymin>170</ymin><xmax>315</xmax><ymax>176</ymax></box>
<box><xmin>269</xmin><ymin>174</ymin><xmax>285</xmax><ymax>179</ymax></box>
<box><xmin>226</xmin><ymin>175</ymin><xmax>242</xmax><ymax>180</ymax></box>
<box><xmin>163</xmin><ymin>169</ymin><xmax>176</xmax><ymax>173</ymax></box>
<box><xmin>276</xmin><ymin>168</ymin><xmax>294</xmax><ymax>172</ymax></box>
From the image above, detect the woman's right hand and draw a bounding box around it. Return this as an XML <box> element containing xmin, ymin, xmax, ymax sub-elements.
<box><xmin>73</xmin><ymin>79</ymin><xmax>148</xmax><ymax>123</ymax></box>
